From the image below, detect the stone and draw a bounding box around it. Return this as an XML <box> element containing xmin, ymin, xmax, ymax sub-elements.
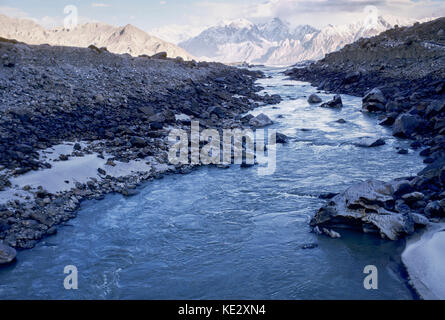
<box><xmin>418</xmin><ymin>158</ymin><xmax>445</xmax><ymax>180</ymax></box>
<box><xmin>424</xmin><ymin>201</ymin><xmax>443</xmax><ymax>217</ymax></box>
<box><xmin>276</xmin><ymin>132</ymin><xmax>289</xmax><ymax>144</ymax></box>
<box><xmin>393</xmin><ymin>113</ymin><xmax>425</xmax><ymax>138</ymax></box>
<box><xmin>249</xmin><ymin>113</ymin><xmax>273</xmax><ymax>128</ymax></box>
<box><xmin>308</xmin><ymin>93</ymin><xmax>322</xmax><ymax>104</ymax></box>
<box><xmin>322</xmin><ymin>228</ymin><xmax>341</xmax><ymax>239</ymax></box>
<box><xmin>320</xmin><ymin>94</ymin><xmax>343</xmax><ymax>108</ymax></box>
<box><xmin>130</xmin><ymin>136</ymin><xmax>147</xmax><ymax>148</ymax></box>
<box><xmin>94</xmin><ymin>94</ymin><xmax>105</xmax><ymax>104</ymax></box>
<box><xmin>402</xmin><ymin>192</ymin><xmax>425</xmax><ymax>204</ymax></box>
<box><xmin>151</xmin><ymin>51</ymin><xmax>168</xmax><ymax>59</ymax></box>
<box><xmin>311</xmin><ymin>179</ymin><xmax>414</xmax><ymax>240</ymax></box>
<box><xmin>354</xmin><ymin>137</ymin><xmax>385</xmax><ymax>148</ymax></box>
<box><xmin>362</xmin><ymin>88</ymin><xmax>386</xmax><ymax>112</ymax></box>
<box><xmin>0</xmin><ymin>242</ymin><xmax>16</xmax><ymax>265</ymax></box>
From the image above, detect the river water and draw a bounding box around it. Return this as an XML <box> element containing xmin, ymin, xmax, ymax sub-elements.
<box><xmin>0</xmin><ymin>67</ymin><xmax>425</xmax><ymax>299</ymax></box>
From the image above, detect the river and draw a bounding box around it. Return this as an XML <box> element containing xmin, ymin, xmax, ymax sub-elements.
<box><xmin>0</xmin><ymin>67</ymin><xmax>425</xmax><ymax>299</ymax></box>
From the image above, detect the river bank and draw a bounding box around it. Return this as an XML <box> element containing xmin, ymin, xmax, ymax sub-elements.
<box><xmin>285</xmin><ymin>18</ymin><xmax>445</xmax><ymax>298</ymax></box>
<box><xmin>0</xmin><ymin>38</ymin><xmax>281</xmax><ymax>256</ymax></box>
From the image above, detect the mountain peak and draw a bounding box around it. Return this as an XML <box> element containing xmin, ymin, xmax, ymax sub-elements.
<box><xmin>0</xmin><ymin>14</ymin><xmax>194</xmax><ymax>60</ymax></box>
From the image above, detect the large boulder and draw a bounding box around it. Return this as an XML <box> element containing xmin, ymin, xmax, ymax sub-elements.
<box><xmin>362</xmin><ymin>88</ymin><xmax>386</xmax><ymax>112</ymax></box>
<box><xmin>392</xmin><ymin>113</ymin><xmax>425</xmax><ymax>138</ymax></box>
<box><xmin>0</xmin><ymin>243</ymin><xmax>16</xmax><ymax>265</ymax></box>
<box><xmin>311</xmin><ymin>179</ymin><xmax>415</xmax><ymax>240</ymax></box>
<box><xmin>249</xmin><ymin>113</ymin><xmax>273</xmax><ymax>128</ymax></box>
<box><xmin>320</xmin><ymin>94</ymin><xmax>343</xmax><ymax>108</ymax></box>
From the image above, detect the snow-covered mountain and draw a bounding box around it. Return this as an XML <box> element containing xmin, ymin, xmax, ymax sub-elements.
<box><xmin>0</xmin><ymin>14</ymin><xmax>194</xmax><ymax>60</ymax></box>
<box><xmin>179</xmin><ymin>16</ymin><xmax>429</xmax><ymax>65</ymax></box>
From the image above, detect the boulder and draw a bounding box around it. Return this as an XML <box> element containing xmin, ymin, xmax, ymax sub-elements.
<box><xmin>308</xmin><ymin>94</ymin><xmax>322</xmax><ymax>104</ymax></box>
<box><xmin>130</xmin><ymin>136</ymin><xmax>147</xmax><ymax>148</ymax></box>
<box><xmin>354</xmin><ymin>137</ymin><xmax>385</xmax><ymax>148</ymax></box>
<box><xmin>276</xmin><ymin>132</ymin><xmax>289</xmax><ymax>144</ymax></box>
<box><xmin>249</xmin><ymin>113</ymin><xmax>273</xmax><ymax>128</ymax></box>
<box><xmin>311</xmin><ymin>179</ymin><xmax>415</xmax><ymax>240</ymax></box>
<box><xmin>402</xmin><ymin>192</ymin><xmax>425</xmax><ymax>204</ymax></box>
<box><xmin>418</xmin><ymin>157</ymin><xmax>445</xmax><ymax>178</ymax></box>
<box><xmin>424</xmin><ymin>201</ymin><xmax>444</xmax><ymax>217</ymax></box>
<box><xmin>208</xmin><ymin>106</ymin><xmax>225</xmax><ymax>118</ymax></box>
<box><xmin>343</xmin><ymin>71</ymin><xmax>361</xmax><ymax>84</ymax></box>
<box><xmin>151</xmin><ymin>51</ymin><xmax>168</xmax><ymax>59</ymax></box>
<box><xmin>362</xmin><ymin>88</ymin><xmax>386</xmax><ymax>112</ymax></box>
<box><xmin>0</xmin><ymin>243</ymin><xmax>16</xmax><ymax>265</ymax></box>
<box><xmin>320</xmin><ymin>94</ymin><xmax>342</xmax><ymax>108</ymax></box>
<box><xmin>393</xmin><ymin>113</ymin><xmax>425</xmax><ymax>138</ymax></box>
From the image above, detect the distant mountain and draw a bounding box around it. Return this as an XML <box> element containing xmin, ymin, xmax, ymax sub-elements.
<box><xmin>0</xmin><ymin>14</ymin><xmax>194</xmax><ymax>60</ymax></box>
<box><xmin>179</xmin><ymin>16</ymin><xmax>430</xmax><ymax>65</ymax></box>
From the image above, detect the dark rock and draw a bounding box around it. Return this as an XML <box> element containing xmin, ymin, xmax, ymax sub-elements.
<box><xmin>320</xmin><ymin>94</ymin><xmax>343</xmax><ymax>108</ymax></box>
<box><xmin>318</xmin><ymin>192</ymin><xmax>339</xmax><ymax>199</ymax></box>
<box><xmin>343</xmin><ymin>71</ymin><xmax>361</xmax><ymax>84</ymax></box>
<box><xmin>418</xmin><ymin>158</ymin><xmax>445</xmax><ymax>180</ymax></box>
<box><xmin>130</xmin><ymin>136</ymin><xmax>147</xmax><ymax>148</ymax></box>
<box><xmin>308</xmin><ymin>94</ymin><xmax>322</xmax><ymax>104</ymax></box>
<box><xmin>208</xmin><ymin>106</ymin><xmax>225</xmax><ymax>118</ymax></box>
<box><xmin>249</xmin><ymin>113</ymin><xmax>273</xmax><ymax>128</ymax></box>
<box><xmin>424</xmin><ymin>200</ymin><xmax>443</xmax><ymax>217</ymax></box>
<box><xmin>354</xmin><ymin>137</ymin><xmax>385</xmax><ymax>148</ymax></box>
<box><xmin>276</xmin><ymin>132</ymin><xmax>289</xmax><ymax>144</ymax></box>
<box><xmin>151</xmin><ymin>51</ymin><xmax>168</xmax><ymax>59</ymax></box>
<box><xmin>0</xmin><ymin>242</ymin><xmax>16</xmax><ymax>265</ymax></box>
<box><xmin>362</xmin><ymin>88</ymin><xmax>386</xmax><ymax>112</ymax></box>
<box><xmin>393</xmin><ymin>114</ymin><xmax>425</xmax><ymax>138</ymax></box>
<box><xmin>301</xmin><ymin>243</ymin><xmax>319</xmax><ymax>250</ymax></box>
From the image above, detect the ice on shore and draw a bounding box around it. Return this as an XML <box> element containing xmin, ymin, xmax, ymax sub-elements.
<box><xmin>402</xmin><ymin>222</ymin><xmax>445</xmax><ymax>300</ymax></box>
<box><xmin>1</xmin><ymin>143</ymin><xmax>153</xmax><ymax>202</ymax></box>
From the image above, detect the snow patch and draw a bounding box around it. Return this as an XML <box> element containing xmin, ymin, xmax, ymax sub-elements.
<box><xmin>402</xmin><ymin>222</ymin><xmax>445</xmax><ymax>300</ymax></box>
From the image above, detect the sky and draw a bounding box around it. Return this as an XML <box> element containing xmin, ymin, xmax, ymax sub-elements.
<box><xmin>0</xmin><ymin>0</ymin><xmax>444</xmax><ymax>42</ymax></box>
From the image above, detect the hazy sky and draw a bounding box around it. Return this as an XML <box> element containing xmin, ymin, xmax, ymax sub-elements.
<box><xmin>1</xmin><ymin>0</ymin><xmax>444</xmax><ymax>39</ymax></box>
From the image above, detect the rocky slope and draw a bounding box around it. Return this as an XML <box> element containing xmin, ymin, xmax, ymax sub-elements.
<box><xmin>286</xmin><ymin>17</ymin><xmax>445</xmax><ymax>240</ymax></box>
<box><xmin>0</xmin><ymin>14</ymin><xmax>194</xmax><ymax>60</ymax></box>
<box><xmin>0</xmin><ymin>38</ymin><xmax>281</xmax><ymax>256</ymax></box>
<box><xmin>179</xmin><ymin>16</ymin><xmax>426</xmax><ymax>65</ymax></box>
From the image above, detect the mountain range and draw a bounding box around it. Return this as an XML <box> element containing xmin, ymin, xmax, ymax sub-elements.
<box><xmin>0</xmin><ymin>13</ymin><xmax>432</xmax><ymax>66</ymax></box>
<box><xmin>0</xmin><ymin>14</ymin><xmax>194</xmax><ymax>60</ymax></box>
<box><xmin>179</xmin><ymin>16</ymin><xmax>430</xmax><ymax>65</ymax></box>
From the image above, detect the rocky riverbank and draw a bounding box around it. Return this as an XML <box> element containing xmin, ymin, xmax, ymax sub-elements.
<box><xmin>286</xmin><ymin>17</ymin><xmax>445</xmax><ymax>299</ymax></box>
<box><xmin>285</xmin><ymin>17</ymin><xmax>445</xmax><ymax>240</ymax></box>
<box><xmin>0</xmin><ymin>38</ymin><xmax>281</xmax><ymax>259</ymax></box>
